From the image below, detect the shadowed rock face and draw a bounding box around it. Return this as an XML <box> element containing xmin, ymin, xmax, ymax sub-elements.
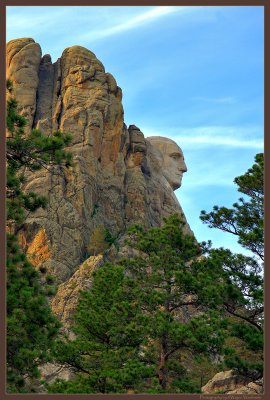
<box><xmin>7</xmin><ymin>38</ymin><xmax>193</xmax><ymax>282</ymax></box>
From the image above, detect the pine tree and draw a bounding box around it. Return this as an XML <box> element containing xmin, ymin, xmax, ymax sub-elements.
<box><xmin>49</xmin><ymin>216</ymin><xmax>227</xmax><ymax>394</ymax></box>
<box><xmin>6</xmin><ymin>81</ymin><xmax>72</xmax><ymax>392</ymax></box>
<box><xmin>199</xmin><ymin>154</ymin><xmax>264</xmax><ymax>378</ymax></box>
<box><xmin>7</xmin><ymin>234</ymin><xmax>61</xmax><ymax>392</ymax></box>
<box><xmin>48</xmin><ymin>264</ymin><xmax>152</xmax><ymax>393</ymax></box>
<box><xmin>120</xmin><ymin>215</ymin><xmax>227</xmax><ymax>392</ymax></box>
<box><xmin>190</xmin><ymin>248</ymin><xmax>263</xmax><ymax>378</ymax></box>
<box><xmin>200</xmin><ymin>153</ymin><xmax>263</xmax><ymax>261</ymax></box>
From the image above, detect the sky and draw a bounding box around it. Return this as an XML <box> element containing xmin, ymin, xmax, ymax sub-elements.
<box><xmin>6</xmin><ymin>6</ymin><xmax>264</xmax><ymax>256</ymax></box>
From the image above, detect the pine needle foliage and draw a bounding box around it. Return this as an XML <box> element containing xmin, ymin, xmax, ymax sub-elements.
<box><xmin>199</xmin><ymin>154</ymin><xmax>264</xmax><ymax>378</ymax></box>
<box><xmin>49</xmin><ymin>216</ymin><xmax>227</xmax><ymax>394</ymax></box>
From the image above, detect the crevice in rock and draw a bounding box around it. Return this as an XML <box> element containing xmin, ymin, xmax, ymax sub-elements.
<box><xmin>32</xmin><ymin>63</ymin><xmax>43</xmax><ymax>130</ymax></box>
<box><xmin>81</xmin><ymin>111</ymin><xmax>89</xmax><ymax>151</ymax></box>
<box><xmin>56</xmin><ymin>101</ymin><xmax>63</xmax><ymax>132</ymax></box>
<box><xmin>53</xmin><ymin>58</ymin><xmax>63</xmax><ymax>131</ymax></box>
<box><xmin>33</xmin><ymin>54</ymin><xmax>54</xmax><ymax>131</ymax></box>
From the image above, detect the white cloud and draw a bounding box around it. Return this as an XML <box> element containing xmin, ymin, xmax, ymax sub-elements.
<box><xmin>6</xmin><ymin>7</ymin><xmax>70</xmax><ymax>37</ymax></box>
<box><xmin>145</xmin><ymin>125</ymin><xmax>264</xmax><ymax>149</ymax></box>
<box><xmin>191</xmin><ymin>96</ymin><xmax>237</xmax><ymax>104</ymax></box>
<box><xmin>79</xmin><ymin>6</ymin><xmax>201</xmax><ymax>41</ymax></box>
<box><xmin>176</xmin><ymin>135</ymin><xmax>263</xmax><ymax>149</ymax></box>
<box><xmin>6</xmin><ymin>5</ymin><xmax>204</xmax><ymax>49</ymax></box>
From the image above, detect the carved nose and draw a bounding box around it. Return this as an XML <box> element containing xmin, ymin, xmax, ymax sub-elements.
<box><xmin>180</xmin><ymin>161</ymin><xmax>187</xmax><ymax>173</ymax></box>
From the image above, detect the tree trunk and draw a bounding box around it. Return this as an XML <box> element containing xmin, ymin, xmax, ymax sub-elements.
<box><xmin>158</xmin><ymin>334</ymin><xmax>169</xmax><ymax>390</ymax></box>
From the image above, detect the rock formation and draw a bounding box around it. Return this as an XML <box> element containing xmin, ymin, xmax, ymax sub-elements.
<box><xmin>51</xmin><ymin>255</ymin><xmax>103</xmax><ymax>326</ymax></box>
<box><xmin>6</xmin><ymin>38</ymin><xmax>192</xmax><ymax>284</ymax></box>
<box><xmin>201</xmin><ymin>370</ymin><xmax>263</xmax><ymax>395</ymax></box>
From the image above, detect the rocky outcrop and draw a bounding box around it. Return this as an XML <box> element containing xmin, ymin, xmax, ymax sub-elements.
<box><xmin>51</xmin><ymin>255</ymin><xmax>103</xmax><ymax>326</ymax></box>
<box><xmin>6</xmin><ymin>38</ymin><xmax>192</xmax><ymax>284</ymax></box>
<box><xmin>6</xmin><ymin>38</ymin><xmax>41</xmax><ymax>133</ymax></box>
<box><xmin>201</xmin><ymin>370</ymin><xmax>263</xmax><ymax>394</ymax></box>
<box><xmin>227</xmin><ymin>379</ymin><xmax>263</xmax><ymax>395</ymax></box>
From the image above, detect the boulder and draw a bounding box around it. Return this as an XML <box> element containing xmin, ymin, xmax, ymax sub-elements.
<box><xmin>202</xmin><ymin>370</ymin><xmax>263</xmax><ymax>394</ymax></box>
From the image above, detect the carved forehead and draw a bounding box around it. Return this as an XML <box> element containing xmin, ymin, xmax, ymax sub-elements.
<box><xmin>147</xmin><ymin>136</ymin><xmax>183</xmax><ymax>156</ymax></box>
<box><xmin>166</xmin><ymin>143</ymin><xmax>183</xmax><ymax>157</ymax></box>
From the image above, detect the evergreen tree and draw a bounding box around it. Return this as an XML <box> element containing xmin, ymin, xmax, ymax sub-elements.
<box><xmin>120</xmin><ymin>216</ymin><xmax>227</xmax><ymax>392</ymax></box>
<box><xmin>190</xmin><ymin>248</ymin><xmax>263</xmax><ymax>378</ymax></box>
<box><xmin>49</xmin><ymin>216</ymin><xmax>227</xmax><ymax>394</ymax></box>
<box><xmin>199</xmin><ymin>154</ymin><xmax>264</xmax><ymax>378</ymax></box>
<box><xmin>200</xmin><ymin>153</ymin><xmax>263</xmax><ymax>261</ymax></box>
<box><xmin>7</xmin><ymin>234</ymin><xmax>61</xmax><ymax>392</ymax></box>
<box><xmin>48</xmin><ymin>264</ymin><xmax>153</xmax><ymax>393</ymax></box>
<box><xmin>6</xmin><ymin>81</ymin><xmax>72</xmax><ymax>392</ymax></box>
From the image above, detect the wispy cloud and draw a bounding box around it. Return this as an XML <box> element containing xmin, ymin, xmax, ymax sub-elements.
<box><xmin>145</xmin><ymin>125</ymin><xmax>264</xmax><ymax>149</ymax></box>
<box><xmin>179</xmin><ymin>160</ymin><xmax>239</xmax><ymax>189</ymax></box>
<box><xmin>175</xmin><ymin>135</ymin><xmax>263</xmax><ymax>149</ymax></box>
<box><xmin>182</xmin><ymin>175</ymin><xmax>242</xmax><ymax>193</ymax></box>
<box><xmin>7</xmin><ymin>15</ymin><xmax>47</xmax><ymax>31</ymax></box>
<box><xmin>191</xmin><ymin>96</ymin><xmax>237</xmax><ymax>104</ymax></box>
<box><xmin>183</xmin><ymin>176</ymin><xmax>233</xmax><ymax>187</ymax></box>
<box><xmin>79</xmin><ymin>6</ymin><xmax>201</xmax><ymax>41</ymax></box>
<box><xmin>6</xmin><ymin>7</ymin><xmax>71</xmax><ymax>36</ymax></box>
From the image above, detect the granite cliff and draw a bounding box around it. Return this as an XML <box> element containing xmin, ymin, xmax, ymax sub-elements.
<box><xmin>7</xmin><ymin>38</ymin><xmax>192</xmax><ymax>288</ymax></box>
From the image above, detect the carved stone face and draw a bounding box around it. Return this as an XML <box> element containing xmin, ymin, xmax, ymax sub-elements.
<box><xmin>147</xmin><ymin>136</ymin><xmax>187</xmax><ymax>190</ymax></box>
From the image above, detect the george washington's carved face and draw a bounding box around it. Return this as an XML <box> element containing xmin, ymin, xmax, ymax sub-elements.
<box><xmin>147</xmin><ymin>136</ymin><xmax>187</xmax><ymax>190</ymax></box>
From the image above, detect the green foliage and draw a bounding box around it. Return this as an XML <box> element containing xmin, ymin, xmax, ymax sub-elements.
<box><xmin>191</xmin><ymin>251</ymin><xmax>263</xmax><ymax>377</ymax></box>
<box><xmin>104</xmin><ymin>228</ymin><xmax>117</xmax><ymax>246</ymax></box>
<box><xmin>188</xmin><ymin>354</ymin><xmax>221</xmax><ymax>390</ymax></box>
<box><xmin>7</xmin><ymin>234</ymin><xmax>61</xmax><ymax>392</ymax></box>
<box><xmin>45</xmin><ymin>275</ymin><xmax>55</xmax><ymax>285</ymax></box>
<box><xmin>192</xmin><ymin>249</ymin><xmax>263</xmax><ymax>324</ymax></box>
<box><xmin>49</xmin><ymin>264</ymin><xmax>153</xmax><ymax>393</ymax></box>
<box><xmin>50</xmin><ymin>215</ymin><xmax>227</xmax><ymax>393</ymax></box>
<box><xmin>199</xmin><ymin>154</ymin><xmax>264</xmax><ymax>378</ymax></box>
<box><xmin>200</xmin><ymin>153</ymin><xmax>264</xmax><ymax>261</ymax></box>
<box><xmin>6</xmin><ymin>81</ymin><xmax>73</xmax><ymax>392</ymax></box>
<box><xmin>234</xmin><ymin>153</ymin><xmax>263</xmax><ymax>200</ymax></box>
<box><xmin>90</xmin><ymin>203</ymin><xmax>99</xmax><ymax>218</ymax></box>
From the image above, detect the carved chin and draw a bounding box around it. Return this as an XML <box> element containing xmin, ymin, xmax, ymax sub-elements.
<box><xmin>171</xmin><ymin>181</ymin><xmax>181</xmax><ymax>190</ymax></box>
<box><xmin>167</xmin><ymin>177</ymin><xmax>181</xmax><ymax>190</ymax></box>
<box><xmin>163</xmin><ymin>172</ymin><xmax>182</xmax><ymax>191</ymax></box>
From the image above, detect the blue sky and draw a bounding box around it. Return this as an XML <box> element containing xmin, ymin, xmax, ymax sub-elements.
<box><xmin>6</xmin><ymin>6</ymin><xmax>264</xmax><ymax>255</ymax></box>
